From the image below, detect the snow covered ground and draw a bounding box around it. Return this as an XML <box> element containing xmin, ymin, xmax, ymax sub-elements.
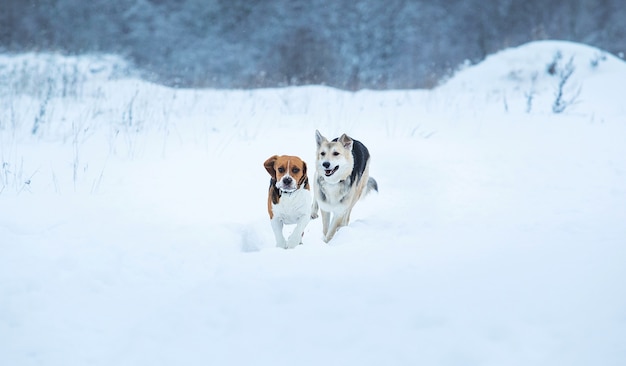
<box><xmin>1</xmin><ymin>41</ymin><xmax>625</xmax><ymax>365</ymax></box>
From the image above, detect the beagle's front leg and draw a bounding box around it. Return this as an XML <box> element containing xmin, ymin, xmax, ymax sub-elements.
<box><xmin>271</xmin><ymin>218</ymin><xmax>287</xmax><ymax>249</ymax></box>
<box><xmin>286</xmin><ymin>215</ymin><xmax>310</xmax><ymax>249</ymax></box>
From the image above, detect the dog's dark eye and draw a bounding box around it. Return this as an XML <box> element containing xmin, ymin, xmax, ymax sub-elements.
<box><xmin>332</xmin><ymin>151</ymin><xmax>340</xmax><ymax>156</ymax></box>
<box><xmin>292</xmin><ymin>167</ymin><xmax>300</xmax><ymax>174</ymax></box>
<box><xmin>277</xmin><ymin>167</ymin><xmax>285</xmax><ymax>173</ymax></box>
<box><xmin>320</xmin><ymin>152</ymin><xmax>326</xmax><ymax>157</ymax></box>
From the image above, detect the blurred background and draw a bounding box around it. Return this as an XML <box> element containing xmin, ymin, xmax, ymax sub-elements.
<box><xmin>1</xmin><ymin>0</ymin><xmax>624</xmax><ymax>90</ymax></box>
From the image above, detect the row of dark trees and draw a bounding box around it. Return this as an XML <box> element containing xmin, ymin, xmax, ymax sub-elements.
<box><xmin>2</xmin><ymin>0</ymin><xmax>624</xmax><ymax>89</ymax></box>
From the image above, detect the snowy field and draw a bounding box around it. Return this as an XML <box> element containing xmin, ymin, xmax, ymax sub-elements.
<box><xmin>1</xmin><ymin>41</ymin><xmax>625</xmax><ymax>365</ymax></box>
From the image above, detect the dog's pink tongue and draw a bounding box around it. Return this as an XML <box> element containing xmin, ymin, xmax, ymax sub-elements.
<box><xmin>325</xmin><ymin>166</ymin><xmax>339</xmax><ymax>176</ymax></box>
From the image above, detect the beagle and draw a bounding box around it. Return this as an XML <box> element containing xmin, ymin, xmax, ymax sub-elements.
<box><xmin>264</xmin><ymin>155</ymin><xmax>312</xmax><ymax>249</ymax></box>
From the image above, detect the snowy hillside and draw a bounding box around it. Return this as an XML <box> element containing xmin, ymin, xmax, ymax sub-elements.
<box><xmin>1</xmin><ymin>41</ymin><xmax>625</xmax><ymax>366</ymax></box>
<box><xmin>438</xmin><ymin>40</ymin><xmax>626</xmax><ymax>117</ymax></box>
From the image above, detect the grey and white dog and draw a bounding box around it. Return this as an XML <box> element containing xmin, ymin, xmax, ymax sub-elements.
<box><xmin>311</xmin><ymin>130</ymin><xmax>378</xmax><ymax>242</ymax></box>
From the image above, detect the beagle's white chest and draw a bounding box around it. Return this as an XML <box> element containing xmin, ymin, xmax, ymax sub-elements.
<box><xmin>272</xmin><ymin>188</ymin><xmax>312</xmax><ymax>224</ymax></box>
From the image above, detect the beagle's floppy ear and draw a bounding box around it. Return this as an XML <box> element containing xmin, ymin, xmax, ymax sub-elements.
<box><xmin>298</xmin><ymin>161</ymin><xmax>309</xmax><ymax>188</ymax></box>
<box><xmin>264</xmin><ymin>155</ymin><xmax>279</xmax><ymax>179</ymax></box>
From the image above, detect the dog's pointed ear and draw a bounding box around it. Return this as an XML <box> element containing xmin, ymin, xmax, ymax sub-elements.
<box><xmin>264</xmin><ymin>155</ymin><xmax>278</xmax><ymax>179</ymax></box>
<box><xmin>315</xmin><ymin>130</ymin><xmax>327</xmax><ymax>147</ymax></box>
<box><xmin>339</xmin><ymin>134</ymin><xmax>353</xmax><ymax>151</ymax></box>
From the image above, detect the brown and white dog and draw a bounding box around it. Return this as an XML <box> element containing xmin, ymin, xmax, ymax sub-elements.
<box><xmin>311</xmin><ymin>130</ymin><xmax>378</xmax><ymax>242</ymax></box>
<box><xmin>264</xmin><ymin>155</ymin><xmax>312</xmax><ymax>249</ymax></box>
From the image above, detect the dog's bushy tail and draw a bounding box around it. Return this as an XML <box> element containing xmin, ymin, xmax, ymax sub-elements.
<box><xmin>366</xmin><ymin>177</ymin><xmax>378</xmax><ymax>195</ymax></box>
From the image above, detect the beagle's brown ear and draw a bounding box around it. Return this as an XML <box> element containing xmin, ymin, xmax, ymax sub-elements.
<box><xmin>264</xmin><ymin>155</ymin><xmax>279</xmax><ymax>179</ymax></box>
<box><xmin>298</xmin><ymin>161</ymin><xmax>309</xmax><ymax>188</ymax></box>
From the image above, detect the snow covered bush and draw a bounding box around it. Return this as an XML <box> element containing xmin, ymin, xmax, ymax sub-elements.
<box><xmin>550</xmin><ymin>55</ymin><xmax>581</xmax><ymax>114</ymax></box>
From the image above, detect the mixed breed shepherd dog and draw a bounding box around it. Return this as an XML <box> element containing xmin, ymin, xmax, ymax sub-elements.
<box><xmin>264</xmin><ymin>130</ymin><xmax>378</xmax><ymax>248</ymax></box>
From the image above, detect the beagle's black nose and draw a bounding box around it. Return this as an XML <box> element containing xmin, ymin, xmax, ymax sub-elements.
<box><xmin>282</xmin><ymin>176</ymin><xmax>293</xmax><ymax>185</ymax></box>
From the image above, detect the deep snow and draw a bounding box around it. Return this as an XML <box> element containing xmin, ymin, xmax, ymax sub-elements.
<box><xmin>1</xmin><ymin>41</ymin><xmax>625</xmax><ymax>365</ymax></box>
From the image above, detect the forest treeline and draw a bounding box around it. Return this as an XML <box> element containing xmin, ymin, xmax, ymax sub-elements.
<box><xmin>1</xmin><ymin>0</ymin><xmax>624</xmax><ymax>89</ymax></box>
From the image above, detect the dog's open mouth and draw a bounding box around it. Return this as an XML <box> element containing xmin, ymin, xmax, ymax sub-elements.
<box><xmin>324</xmin><ymin>166</ymin><xmax>339</xmax><ymax>177</ymax></box>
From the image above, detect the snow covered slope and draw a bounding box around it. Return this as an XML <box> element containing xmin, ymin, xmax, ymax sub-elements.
<box><xmin>1</xmin><ymin>41</ymin><xmax>625</xmax><ymax>366</ymax></box>
<box><xmin>438</xmin><ymin>40</ymin><xmax>626</xmax><ymax>117</ymax></box>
